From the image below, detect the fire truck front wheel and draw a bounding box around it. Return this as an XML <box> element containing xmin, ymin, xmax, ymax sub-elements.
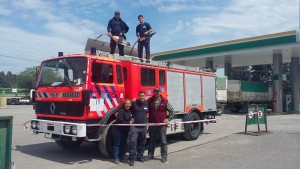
<box><xmin>98</xmin><ymin>120</ymin><xmax>114</xmax><ymax>158</ymax></box>
<box><xmin>183</xmin><ymin>112</ymin><xmax>202</xmax><ymax>140</ymax></box>
<box><xmin>55</xmin><ymin>137</ymin><xmax>83</xmax><ymax>149</ymax></box>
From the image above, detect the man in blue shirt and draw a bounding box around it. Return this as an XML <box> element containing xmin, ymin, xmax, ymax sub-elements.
<box><xmin>128</xmin><ymin>90</ymin><xmax>148</xmax><ymax>166</ymax></box>
<box><xmin>136</xmin><ymin>15</ymin><xmax>153</xmax><ymax>63</ymax></box>
<box><xmin>107</xmin><ymin>11</ymin><xmax>129</xmax><ymax>56</ymax></box>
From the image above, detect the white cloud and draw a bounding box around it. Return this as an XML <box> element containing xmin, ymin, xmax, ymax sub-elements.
<box><xmin>44</xmin><ymin>20</ymin><xmax>102</xmax><ymax>42</ymax></box>
<box><xmin>0</xmin><ymin>0</ymin><xmax>111</xmax><ymax>73</ymax></box>
<box><xmin>0</xmin><ymin>25</ymin><xmax>83</xmax><ymax>65</ymax></box>
<box><xmin>131</xmin><ymin>0</ymin><xmax>218</xmax><ymax>12</ymax></box>
<box><xmin>12</xmin><ymin>0</ymin><xmax>52</xmax><ymax>10</ymax></box>
<box><xmin>0</xmin><ymin>6</ymin><xmax>11</xmax><ymax>16</ymax></box>
<box><xmin>0</xmin><ymin>18</ymin><xmax>107</xmax><ymax>72</ymax></box>
<box><xmin>153</xmin><ymin>0</ymin><xmax>299</xmax><ymax>52</ymax></box>
<box><xmin>1</xmin><ymin>0</ymin><xmax>300</xmax><ymax>73</ymax></box>
<box><xmin>168</xmin><ymin>20</ymin><xmax>184</xmax><ymax>34</ymax></box>
<box><xmin>154</xmin><ymin>1</ymin><xmax>298</xmax><ymax>58</ymax></box>
<box><xmin>157</xmin><ymin>3</ymin><xmax>217</xmax><ymax>12</ymax></box>
<box><xmin>190</xmin><ymin>0</ymin><xmax>299</xmax><ymax>38</ymax></box>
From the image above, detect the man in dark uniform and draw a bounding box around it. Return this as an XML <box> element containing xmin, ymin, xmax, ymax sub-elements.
<box><xmin>128</xmin><ymin>90</ymin><xmax>148</xmax><ymax>166</ymax></box>
<box><xmin>146</xmin><ymin>88</ymin><xmax>174</xmax><ymax>163</ymax></box>
<box><xmin>136</xmin><ymin>15</ymin><xmax>153</xmax><ymax>62</ymax></box>
<box><xmin>107</xmin><ymin>11</ymin><xmax>129</xmax><ymax>56</ymax></box>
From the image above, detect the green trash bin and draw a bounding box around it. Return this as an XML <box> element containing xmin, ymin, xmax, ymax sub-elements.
<box><xmin>0</xmin><ymin>116</ymin><xmax>13</xmax><ymax>169</ymax></box>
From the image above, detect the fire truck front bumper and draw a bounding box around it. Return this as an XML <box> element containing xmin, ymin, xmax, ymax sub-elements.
<box><xmin>30</xmin><ymin>119</ymin><xmax>86</xmax><ymax>137</ymax></box>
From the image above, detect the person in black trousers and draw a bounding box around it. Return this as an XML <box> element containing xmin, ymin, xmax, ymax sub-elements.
<box><xmin>128</xmin><ymin>90</ymin><xmax>149</xmax><ymax>166</ymax></box>
<box><xmin>136</xmin><ymin>15</ymin><xmax>153</xmax><ymax>62</ymax></box>
<box><xmin>107</xmin><ymin>11</ymin><xmax>129</xmax><ymax>56</ymax></box>
<box><xmin>111</xmin><ymin>99</ymin><xmax>133</xmax><ymax>164</ymax></box>
<box><xmin>146</xmin><ymin>88</ymin><xmax>174</xmax><ymax>163</ymax></box>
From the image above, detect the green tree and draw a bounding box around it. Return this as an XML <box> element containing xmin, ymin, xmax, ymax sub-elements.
<box><xmin>6</xmin><ymin>71</ymin><xmax>16</xmax><ymax>87</ymax></box>
<box><xmin>231</xmin><ymin>64</ymin><xmax>291</xmax><ymax>95</ymax></box>
<box><xmin>231</xmin><ymin>66</ymin><xmax>252</xmax><ymax>81</ymax></box>
<box><xmin>0</xmin><ymin>71</ymin><xmax>7</xmax><ymax>87</ymax></box>
<box><xmin>0</xmin><ymin>71</ymin><xmax>17</xmax><ymax>88</ymax></box>
<box><xmin>16</xmin><ymin>67</ymin><xmax>37</xmax><ymax>89</ymax></box>
<box><xmin>250</xmin><ymin>65</ymin><xmax>272</xmax><ymax>83</ymax></box>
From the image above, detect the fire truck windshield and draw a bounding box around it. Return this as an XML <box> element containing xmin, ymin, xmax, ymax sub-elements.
<box><xmin>36</xmin><ymin>57</ymin><xmax>87</xmax><ymax>87</ymax></box>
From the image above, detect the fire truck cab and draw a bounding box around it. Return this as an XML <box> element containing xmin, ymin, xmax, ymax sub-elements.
<box><xmin>30</xmin><ymin>47</ymin><xmax>217</xmax><ymax>157</ymax></box>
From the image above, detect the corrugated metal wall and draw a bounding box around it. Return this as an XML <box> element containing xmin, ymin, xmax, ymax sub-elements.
<box><xmin>167</xmin><ymin>71</ymin><xmax>184</xmax><ymax>112</ymax></box>
<box><xmin>202</xmin><ymin>76</ymin><xmax>216</xmax><ymax>111</ymax></box>
<box><xmin>185</xmin><ymin>74</ymin><xmax>202</xmax><ymax>106</ymax></box>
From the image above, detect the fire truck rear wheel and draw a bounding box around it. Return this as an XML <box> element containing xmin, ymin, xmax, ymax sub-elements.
<box><xmin>98</xmin><ymin>120</ymin><xmax>114</xmax><ymax>158</ymax></box>
<box><xmin>55</xmin><ymin>137</ymin><xmax>83</xmax><ymax>149</ymax></box>
<box><xmin>183</xmin><ymin>112</ymin><xmax>202</xmax><ymax>140</ymax></box>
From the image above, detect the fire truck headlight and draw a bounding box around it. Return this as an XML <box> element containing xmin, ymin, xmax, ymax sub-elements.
<box><xmin>72</xmin><ymin>126</ymin><xmax>77</xmax><ymax>135</ymax></box>
<box><xmin>64</xmin><ymin>125</ymin><xmax>71</xmax><ymax>134</ymax></box>
<box><xmin>36</xmin><ymin>121</ymin><xmax>40</xmax><ymax>130</ymax></box>
<box><xmin>31</xmin><ymin>121</ymin><xmax>37</xmax><ymax>129</ymax></box>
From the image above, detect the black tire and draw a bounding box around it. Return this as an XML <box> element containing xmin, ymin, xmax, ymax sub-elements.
<box><xmin>55</xmin><ymin>137</ymin><xmax>83</xmax><ymax>149</ymax></box>
<box><xmin>10</xmin><ymin>99</ymin><xmax>19</xmax><ymax>105</ymax></box>
<box><xmin>216</xmin><ymin>104</ymin><xmax>224</xmax><ymax>116</ymax></box>
<box><xmin>182</xmin><ymin>112</ymin><xmax>202</xmax><ymax>140</ymax></box>
<box><xmin>98</xmin><ymin>120</ymin><xmax>115</xmax><ymax>158</ymax></box>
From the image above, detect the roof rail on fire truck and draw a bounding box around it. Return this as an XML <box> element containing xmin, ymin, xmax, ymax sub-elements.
<box><xmin>87</xmin><ymin>49</ymin><xmax>214</xmax><ymax>73</ymax></box>
<box><xmin>85</xmin><ymin>38</ymin><xmax>215</xmax><ymax>73</ymax></box>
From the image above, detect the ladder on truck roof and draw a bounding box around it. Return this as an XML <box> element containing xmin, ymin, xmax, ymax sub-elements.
<box><xmin>84</xmin><ymin>38</ymin><xmax>215</xmax><ymax>73</ymax></box>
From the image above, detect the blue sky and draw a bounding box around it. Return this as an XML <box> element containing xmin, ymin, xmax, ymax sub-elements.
<box><xmin>0</xmin><ymin>0</ymin><xmax>299</xmax><ymax>74</ymax></box>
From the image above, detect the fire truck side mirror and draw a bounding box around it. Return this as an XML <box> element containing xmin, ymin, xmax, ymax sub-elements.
<box><xmin>31</xmin><ymin>90</ymin><xmax>36</xmax><ymax>104</ymax></box>
<box><xmin>82</xmin><ymin>90</ymin><xmax>90</xmax><ymax>105</ymax></box>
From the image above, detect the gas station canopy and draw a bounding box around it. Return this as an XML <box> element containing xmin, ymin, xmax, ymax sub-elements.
<box><xmin>151</xmin><ymin>30</ymin><xmax>300</xmax><ymax>68</ymax></box>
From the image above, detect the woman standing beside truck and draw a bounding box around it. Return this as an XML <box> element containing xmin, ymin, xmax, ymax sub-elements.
<box><xmin>112</xmin><ymin>99</ymin><xmax>133</xmax><ymax>164</ymax></box>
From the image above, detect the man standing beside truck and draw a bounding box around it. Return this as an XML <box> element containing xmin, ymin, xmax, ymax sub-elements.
<box><xmin>128</xmin><ymin>90</ymin><xmax>148</xmax><ymax>166</ymax></box>
<box><xmin>146</xmin><ymin>88</ymin><xmax>174</xmax><ymax>163</ymax></box>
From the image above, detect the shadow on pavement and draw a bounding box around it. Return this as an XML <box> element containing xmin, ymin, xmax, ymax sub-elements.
<box><xmin>13</xmin><ymin>142</ymin><xmax>111</xmax><ymax>164</ymax></box>
<box><xmin>234</xmin><ymin>131</ymin><xmax>273</xmax><ymax>136</ymax></box>
<box><xmin>13</xmin><ymin>132</ymin><xmax>213</xmax><ymax>165</ymax></box>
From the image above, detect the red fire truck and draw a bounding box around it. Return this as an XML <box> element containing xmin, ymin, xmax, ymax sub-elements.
<box><xmin>30</xmin><ymin>43</ymin><xmax>217</xmax><ymax>157</ymax></box>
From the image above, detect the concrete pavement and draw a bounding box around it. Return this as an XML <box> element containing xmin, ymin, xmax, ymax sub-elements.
<box><xmin>1</xmin><ymin>105</ymin><xmax>299</xmax><ymax>169</ymax></box>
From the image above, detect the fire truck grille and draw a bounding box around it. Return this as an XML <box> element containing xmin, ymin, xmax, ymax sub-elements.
<box><xmin>35</xmin><ymin>101</ymin><xmax>84</xmax><ymax>117</ymax></box>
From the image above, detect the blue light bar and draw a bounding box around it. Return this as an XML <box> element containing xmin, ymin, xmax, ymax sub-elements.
<box><xmin>58</xmin><ymin>52</ymin><xmax>63</xmax><ymax>57</ymax></box>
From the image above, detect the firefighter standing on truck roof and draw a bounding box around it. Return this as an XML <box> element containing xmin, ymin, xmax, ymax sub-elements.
<box><xmin>128</xmin><ymin>90</ymin><xmax>148</xmax><ymax>166</ymax></box>
<box><xmin>146</xmin><ymin>88</ymin><xmax>174</xmax><ymax>163</ymax></box>
<box><xmin>136</xmin><ymin>15</ymin><xmax>153</xmax><ymax>63</ymax></box>
<box><xmin>107</xmin><ymin>11</ymin><xmax>129</xmax><ymax>56</ymax></box>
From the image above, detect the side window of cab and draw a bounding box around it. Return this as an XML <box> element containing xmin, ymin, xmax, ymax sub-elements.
<box><xmin>92</xmin><ymin>62</ymin><xmax>113</xmax><ymax>83</ymax></box>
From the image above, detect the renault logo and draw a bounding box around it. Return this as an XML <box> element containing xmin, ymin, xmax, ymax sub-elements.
<box><xmin>50</xmin><ymin>102</ymin><xmax>56</xmax><ymax>114</ymax></box>
<box><xmin>52</xmin><ymin>92</ymin><xmax>57</xmax><ymax>98</ymax></box>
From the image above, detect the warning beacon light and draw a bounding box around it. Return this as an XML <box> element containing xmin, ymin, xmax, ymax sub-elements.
<box><xmin>58</xmin><ymin>52</ymin><xmax>63</xmax><ymax>57</ymax></box>
<box><xmin>91</xmin><ymin>47</ymin><xmax>96</xmax><ymax>55</ymax></box>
